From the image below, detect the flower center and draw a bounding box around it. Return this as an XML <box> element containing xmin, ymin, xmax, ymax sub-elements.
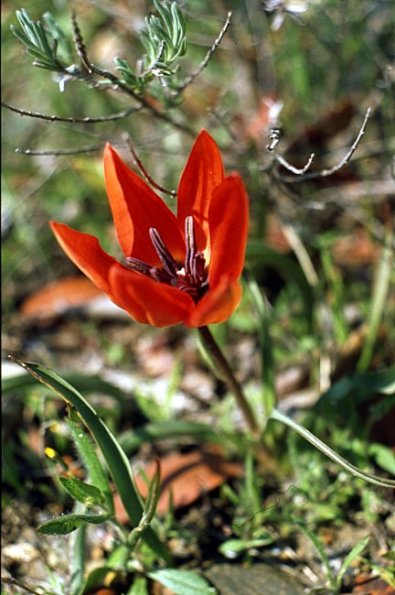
<box><xmin>126</xmin><ymin>216</ymin><xmax>209</xmax><ymax>302</ymax></box>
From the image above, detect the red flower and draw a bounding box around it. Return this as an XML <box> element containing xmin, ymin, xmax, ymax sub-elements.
<box><xmin>51</xmin><ymin>130</ymin><xmax>249</xmax><ymax>327</ymax></box>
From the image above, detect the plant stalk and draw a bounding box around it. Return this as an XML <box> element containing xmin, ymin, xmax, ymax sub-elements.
<box><xmin>198</xmin><ymin>326</ymin><xmax>260</xmax><ymax>435</ymax></box>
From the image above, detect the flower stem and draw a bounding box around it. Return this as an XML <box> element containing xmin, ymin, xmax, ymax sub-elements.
<box><xmin>198</xmin><ymin>326</ymin><xmax>260</xmax><ymax>435</ymax></box>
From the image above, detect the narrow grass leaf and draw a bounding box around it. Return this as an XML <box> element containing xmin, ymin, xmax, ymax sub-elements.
<box><xmin>358</xmin><ymin>233</ymin><xmax>393</xmax><ymax>372</ymax></box>
<box><xmin>336</xmin><ymin>535</ymin><xmax>370</xmax><ymax>589</ymax></box>
<box><xmin>294</xmin><ymin>521</ymin><xmax>335</xmax><ymax>589</ymax></box>
<box><xmin>247</xmin><ymin>274</ymin><xmax>276</xmax><ymax>422</ymax></box>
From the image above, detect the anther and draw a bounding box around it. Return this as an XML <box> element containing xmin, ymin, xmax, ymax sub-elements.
<box><xmin>184</xmin><ymin>216</ymin><xmax>195</xmax><ymax>277</ymax></box>
<box><xmin>149</xmin><ymin>228</ymin><xmax>179</xmax><ymax>276</ymax></box>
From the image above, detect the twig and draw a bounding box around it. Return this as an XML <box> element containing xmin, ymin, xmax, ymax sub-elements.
<box><xmin>266</xmin><ymin>128</ymin><xmax>281</xmax><ymax>152</ymax></box>
<box><xmin>275</xmin><ymin>152</ymin><xmax>315</xmax><ymax>175</ymax></box>
<box><xmin>71</xmin><ymin>11</ymin><xmax>195</xmax><ymax>137</ymax></box>
<box><xmin>176</xmin><ymin>12</ymin><xmax>232</xmax><ymax>93</ymax></box>
<box><xmin>71</xmin><ymin>10</ymin><xmax>93</xmax><ymax>74</ymax></box>
<box><xmin>277</xmin><ymin>107</ymin><xmax>372</xmax><ymax>183</ymax></box>
<box><xmin>123</xmin><ymin>135</ymin><xmax>177</xmax><ymax>198</ymax></box>
<box><xmin>71</xmin><ymin>11</ymin><xmax>140</xmax><ymax>96</ymax></box>
<box><xmin>15</xmin><ymin>144</ymin><xmax>102</xmax><ymax>156</ymax></box>
<box><xmin>1</xmin><ymin>101</ymin><xmax>142</xmax><ymax>124</ymax></box>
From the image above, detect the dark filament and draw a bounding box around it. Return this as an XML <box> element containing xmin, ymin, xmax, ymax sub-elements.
<box><xmin>126</xmin><ymin>216</ymin><xmax>209</xmax><ymax>301</ymax></box>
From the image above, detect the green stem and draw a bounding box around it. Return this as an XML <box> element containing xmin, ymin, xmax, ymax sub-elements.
<box><xmin>271</xmin><ymin>408</ymin><xmax>395</xmax><ymax>489</ymax></box>
<box><xmin>198</xmin><ymin>326</ymin><xmax>260</xmax><ymax>435</ymax></box>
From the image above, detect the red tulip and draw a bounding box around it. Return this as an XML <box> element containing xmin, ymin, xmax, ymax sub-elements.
<box><xmin>51</xmin><ymin>130</ymin><xmax>249</xmax><ymax>327</ymax></box>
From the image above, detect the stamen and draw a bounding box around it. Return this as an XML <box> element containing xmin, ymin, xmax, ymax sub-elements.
<box><xmin>125</xmin><ymin>217</ymin><xmax>208</xmax><ymax>302</ymax></box>
<box><xmin>126</xmin><ymin>257</ymin><xmax>153</xmax><ymax>276</ymax></box>
<box><xmin>126</xmin><ymin>256</ymin><xmax>171</xmax><ymax>283</ymax></box>
<box><xmin>184</xmin><ymin>215</ymin><xmax>195</xmax><ymax>277</ymax></box>
<box><xmin>149</xmin><ymin>228</ymin><xmax>179</xmax><ymax>276</ymax></box>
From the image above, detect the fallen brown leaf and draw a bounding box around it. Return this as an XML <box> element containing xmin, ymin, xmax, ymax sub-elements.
<box><xmin>352</xmin><ymin>572</ymin><xmax>395</xmax><ymax>594</ymax></box>
<box><xmin>21</xmin><ymin>276</ymin><xmax>103</xmax><ymax>320</ymax></box>
<box><xmin>115</xmin><ymin>448</ymin><xmax>243</xmax><ymax>521</ymax></box>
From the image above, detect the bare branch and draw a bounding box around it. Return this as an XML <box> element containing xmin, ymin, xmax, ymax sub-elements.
<box><xmin>277</xmin><ymin>108</ymin><xmax>372</xmax><ymax>184</ymax></box>
<box><xmin>71</xmin><ymin>10</ymin><xmax>92</xmax><ymax>73</ymax></box>
<box><xmin>176</xmin><ymin>12</ymin><xmax>232</xmax><ymax>93</ymax></box>
<box><xmin>15</xmin><ymin>144</ymin><xmax>102</xmax><ymax>156</ymax></box>
<box><xmin>1</xmin><ymin>101</ymin><xmax>142</xmax><ymax>124</ymax></box>
<box><xmin>313</xmin><ymin>107</ymin><xmax>372</xmax><ymax>176</ymax></box>
<box><xmin>266</xmin><ymin>128</ymin><xmax>281</xmax><ymax>151</ymax></box>
<box><xmin>123</xmin><ymin>135</ymin><xmax>177</xmax><ymax>198</ymax></box>
<box><xmin>275</xmin><ymin>152</ymin><xmax>315</xmax><ymax>175</ymax></box>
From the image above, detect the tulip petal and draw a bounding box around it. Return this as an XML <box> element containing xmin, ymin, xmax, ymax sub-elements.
<box><xmin>207</xmin><ymin>174</ymin><xmax>249</xmax><ymax>287</ymax></box>
<box><xmin>50</xmin><ymin>222</ymin><xmax>117</xmax><ymax>293</ymax></box>
<box><xmin>186</xmin><ymin>276</ymin><xmax>242</xmax><ymax>327</ymax></box>
<box><xmin>104</xmin><ymin>144</ymin><xmax>184</xmax><ymax>264</ymax></box>
<box><xmin>177</xmin><ymin>130</ymin><xmax>224</xmax><ymax>250</ymax></box>
<box><xmin>109</xmin><ymin>266</ymin><xmax>194</xmax><ymax>327</ymax></box>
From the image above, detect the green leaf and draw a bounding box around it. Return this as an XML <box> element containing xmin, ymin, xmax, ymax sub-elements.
<box><xmin>368</xmin><ymin>444</ymin><xmax>395</xmax><ymax>475</ymax></box>
<box><xmin>336</xmin><ymin>536</ymin><xmax>370</xmax><ymax>588</ymax></box>
<box><xmin>12</xmin><ymin>8</ymin><xmax>64</xmax><ymax>72</ymax></box>
<box><xmin>81</xmin><ymin>544</ymin><xmax>130</xmax><ymax>593</ymax></box>
<box><xmin>294</xmin><ymin>521</ymin><xmax>335</xmax><ymax>588</ymax></box>
<box><xmin>67</xmin><ymin>417</ymin><xmax>114</xmax><ymax>514</ymax></box>
<box><xmin>38</xmin><ymin>512</ymin><xmax>108</xmax><ymax>535</ymax></box>
<box><xmin>127</xmin><ymin>576</ymin><xmax>149</xmax><ymax>595</ymax></box>
<box><xmin>358</xmin><ymin>234</ymin><xmax>393</xmax><ymax>371</ymax></box>
<box><xmin>59</xmin><ymin>476</ymin><xmax>104</xmax><ymax>507</ymax></box>
<box><xmin>83</xmin><ymin>566</ymin><xmax>124</xmax><ymax>593</ymax></box>
<box><xmin>148</xmin><ymin>569</ymin><xmax>216</xmax><ymax>595</ymax></box>
<box><xmin>219</xmin><ymin>536</ymin><xmax>274</xmax><ymax>558</ymax></box>
<box><xmin>316</xmin><ymin>367</ymin><xmax>395</xmax><ymax>410</ymax></box>
<box><xmin>13</xmin><ymin>359</ymin><xmax>172</xmax><ymax>564</ymax></box>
